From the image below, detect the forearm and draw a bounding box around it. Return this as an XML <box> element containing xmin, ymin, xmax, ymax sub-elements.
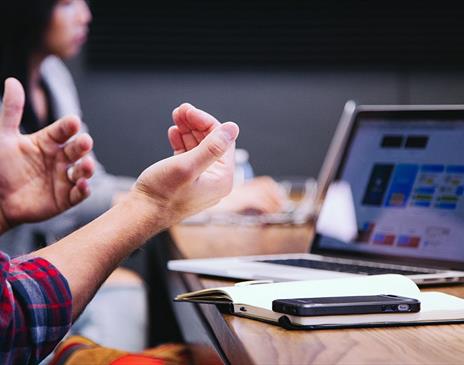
<box><xmin>34</xmin><ymin>194</ymin><xmax>162</xmax><ymax>319</ymax></box>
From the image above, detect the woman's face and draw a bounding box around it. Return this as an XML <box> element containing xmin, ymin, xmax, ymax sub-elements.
<box><xmin>43</xmin><ymin>0</ymin><xmax>92</xmax><ymax>59</ymax></box>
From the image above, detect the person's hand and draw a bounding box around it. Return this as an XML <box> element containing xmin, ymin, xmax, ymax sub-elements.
<box><xmin>37</xmin><ymin>105</ymin><xmax>236</xmax><ymax>318</ymax></box>
<box><xmin>210</xmin><ymin>176</ymin><xmax>286</xmax><ymax>214</ymax></box>
<box><xmin>168</xmin><ymin>104</ymin><xmax>284</xmax><ymax>215</ymax></box>
<box><xmin>0</xmin><ymin>78</ymin><xmax>95</xmax><ymax>232</ymax></box>
<box><xmin>168</xmin><ymin>102</ymin><xmax>220</xmax><ymax>155</ymax></box>
<box><xmin>129</xmin><ymin>104</ymin><xmax>239</xmax><ymax>229</ymax></box>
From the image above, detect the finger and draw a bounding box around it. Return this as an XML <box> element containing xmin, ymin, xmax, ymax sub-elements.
<box><xmin>185</xmin><ymin>107</ymin><xmax>220</xmax><ymax>133</ymax></box>
<box><xmin>0</xmin><ymin>78</ymin><xmax>25</xmax><ymax>131</ymax></box>
<box><xmin>40</xmin><ymin>115</ymin><xmax>81</xmax><ymax>144</ymax></box>
<box><xmin>69</xmin><ymin>178</ymin><xmax>91</xmax><ymax>206</ymax></box>
<box><xmin>239</xmin><ymin>188</ymin><xmax>281</xmax><ymax>213</ymax></box>
<box><xmin>258</xmin><ymin>177</ymin><xmax>286</xmax><ymax>204</ymax></box>
<box><xmin>172</xmin><ymin>103</ymin><xmax>195</xmax><ymax>133</ymax></box>
<box><xmin>241</xmin><ymin>201</ymin><xmax>273</xmax><ymax>214</ymax></box>
<box><xmin>184</xmin><ymin>122</ymin><xmax>239</xmax><ymax>179</ymax></box>
<box><xmin>260</xmin><ymin>196</ymin><xmax>283</xmax><ymax>213</ymax></box>
<box><xmin>173</xmin><ymin>103</ymin><xmax>220</xmax><ymax>134</ymax></box>
<box><xmin>256</xmin><ymin>192</ymin><xmax>284</xmax><ymax>213</ymax></box>
<box><xmin>173</xmin><ymin>104</ymin><xmax>202</xmax><ymax>149</ymax></box>
<box><xmin>63</xmin><ymin>133</ymin><xmax>93</xmax><ymax>163</ymax></box>
<box><xmin>181</xmin><ymin>132</ymin><xmax>199</xmax><ymax>151</ymax></box>
<box><xmin>69</xmin><ymin>156</ymin><xmax>95</xmax><ymax>182</ymax></box>
<box><xmin>168</xmin><ymin>126</ymin><xmax>186</xmax><ymax>155</ymax></box>
<box><xmin>250</xmin><ymin>176</ymin><xmax>286</xmax><ymax>202</ymax></box>
<box><xmin>192</xmin><ymin>130</ymin><xmax>204</xmax><ymax>143</ymax></box>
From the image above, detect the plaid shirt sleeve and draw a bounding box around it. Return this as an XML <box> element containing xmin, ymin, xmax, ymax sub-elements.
<box><xmin>0</xmin><ymin>251</ymin><xmax>72</xmax><ymax>365</ymax></box>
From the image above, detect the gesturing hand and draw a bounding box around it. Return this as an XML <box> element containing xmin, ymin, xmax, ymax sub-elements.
<box><xmin>0</xmin><ymin>78</ymin><xmax>95</xmax><ymax>232</ymax></box>
<box><xmin>168</xmin><ymin>103</ymin><xmax>221</xmax><ymax>154</ymax></box>
<box><xmin>132</xmin><ymin>104</ymin><xmax>239</xmax><ymax>229</ymax></box>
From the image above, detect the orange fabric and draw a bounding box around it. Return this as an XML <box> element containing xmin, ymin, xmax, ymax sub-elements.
<box><xmin>50</xmin><ymin>336</ymin><xmax>192</xmax><ymax>365</ymax></box>
<box><xmin>110</xmin><ymin>355</ymin><xmax>165</xmax><ymax>365</ymax></box>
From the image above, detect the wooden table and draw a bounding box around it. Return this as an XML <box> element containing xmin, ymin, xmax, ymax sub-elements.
<box><xmin>167</xmin><ymin>224</ymin><xmax>464</xmax><ymax>365</ymax></box>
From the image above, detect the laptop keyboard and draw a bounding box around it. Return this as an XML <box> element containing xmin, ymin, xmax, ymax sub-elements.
<box><xmin>258</xmin><ymin>258</ymin><xmax>436</xmax><ymax>276</ymax></box>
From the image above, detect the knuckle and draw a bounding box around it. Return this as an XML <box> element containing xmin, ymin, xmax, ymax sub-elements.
<box><xmin>206</xmin><ymin>140</ymin><xmax>225</xmax><ymax>158</ymax></box>
<box><xmin>5</xmin><ymin>102</ymin><xmax>23</xmax><ymax>117</ymax></box>
<box><xmin>68</xmin><ymin>141</ymin><xmax>78</xmax><ymax>158</ymax></box>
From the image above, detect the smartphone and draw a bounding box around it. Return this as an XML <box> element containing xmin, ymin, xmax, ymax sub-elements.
<box><xmin>272</xmin><ymin>295</ymin><xmax>421</xmax><ymax>316</ymax></box>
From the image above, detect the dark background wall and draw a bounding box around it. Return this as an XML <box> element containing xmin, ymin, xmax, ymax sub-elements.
<box><xmin>70</xmin><ymin>1</ymin><xmax>464</xmax><ymax>180</ymax></box>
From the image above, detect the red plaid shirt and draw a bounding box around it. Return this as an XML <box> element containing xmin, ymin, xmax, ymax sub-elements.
<box><xmin>0</xmin><ymin>251</ymin><xmax>72</xmax><ymax>364</ymax></box>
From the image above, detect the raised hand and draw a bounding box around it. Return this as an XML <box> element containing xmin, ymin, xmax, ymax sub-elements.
<box><xmin>168</xmin><ymin>103</ymin><xmax>285</xmax><ymax>215</ymax></box>
<box><xmin>132</xmin><ymin>104</ymin><xmax>239</xmax><ymax>228</ymax></box>
<box><xmin>35</xmin><ymin>108</ymin><xmax>238</xmax><ymax>321</ymax></box>
<box><xmin>168</xmin><ymin>103</ymin><xmax>221</xmax><ymax>154</ymax></box>
<box><xmin>0</xmin><ymin>78</ymin><xmax>95</xmax><ymax>232</ymax></box>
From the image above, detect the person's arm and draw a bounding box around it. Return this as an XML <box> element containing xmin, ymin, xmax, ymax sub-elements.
<box><xmin>35</xmin><ymin>116</ymin><xmax>239</xmax><ymax>318</ymax></box>
<box><xmin>0</xmin><ymin>100</ymin><xmax>237</xmax><ymax>364</ymax></box>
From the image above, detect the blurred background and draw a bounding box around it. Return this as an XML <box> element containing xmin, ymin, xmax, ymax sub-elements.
<box><xmin>71</xmin><ymin>1</ymin><xmax>464</xmax><ymax>179</ymax></box>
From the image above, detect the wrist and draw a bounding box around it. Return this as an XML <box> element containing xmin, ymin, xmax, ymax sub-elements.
<box><xmin>116</xmin><ymin>190</ymin><xmax>170</xmax><ymax>239</ymax></box>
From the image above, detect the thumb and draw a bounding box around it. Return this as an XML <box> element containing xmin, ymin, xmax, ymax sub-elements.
<box><xmin>0</xmin><ymin>78</ymin><xmax>25</xmax><ymax>131</ymax></box>
<box><xmin>184</xmin><ymin>122</ymin><xmax>239</xmax><ymax>178</ymax></box>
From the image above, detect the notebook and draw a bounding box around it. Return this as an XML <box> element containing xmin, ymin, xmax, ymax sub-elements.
<box><xmin>169</xmin><ymin>102</ymin><xmax>464</xmax><ymax>285</ymax></box>
<box><xmin>175</xmin><ymin>275</ymin><xmax>464</xmax><ymax>329</ymax></box>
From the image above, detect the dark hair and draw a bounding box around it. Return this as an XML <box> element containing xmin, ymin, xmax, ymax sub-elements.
<box><xmin>0</xmin><ymin>0</ymin><xmax>57</xmax><ymax>131</ymax></box>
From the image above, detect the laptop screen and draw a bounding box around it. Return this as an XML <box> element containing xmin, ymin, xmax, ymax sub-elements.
<box><xmin>313</xmin><ymin>109</ymin><xmax>464</xmax><ymax>270</ymax></box>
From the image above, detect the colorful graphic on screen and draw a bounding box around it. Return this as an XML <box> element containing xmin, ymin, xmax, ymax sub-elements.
<box><xmin>318</xmin><ymin>118</ymin><xmax>464</xmax><ymax>263</ymax></box>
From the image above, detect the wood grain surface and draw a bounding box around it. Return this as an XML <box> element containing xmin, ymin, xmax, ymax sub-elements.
<box><xmin>171</xmin><ymin>224</ymin><xmax>464</xmax><ymax>365</ymax></box>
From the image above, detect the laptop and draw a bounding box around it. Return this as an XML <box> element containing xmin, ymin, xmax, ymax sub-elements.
<box><xmin>168</xmin><ymin>101</ymin><xmax>464</xmax><ymax>285</ymax></box>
